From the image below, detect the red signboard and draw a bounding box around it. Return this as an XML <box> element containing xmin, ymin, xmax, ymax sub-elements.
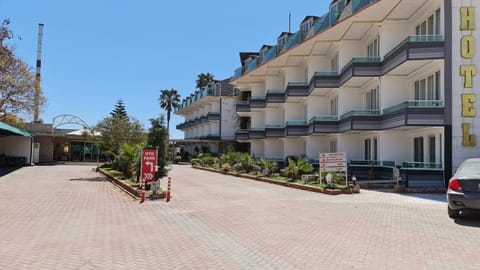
<box><xmin>141</xmin><ymin>149</ymin><xmax>157</xmax><ymax>182</ymax></box>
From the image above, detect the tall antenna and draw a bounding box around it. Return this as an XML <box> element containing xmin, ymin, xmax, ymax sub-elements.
<box><xmin>34</xmin><ymin>23</ymin><xmax>44</xmax><ymax>123</ymax></box>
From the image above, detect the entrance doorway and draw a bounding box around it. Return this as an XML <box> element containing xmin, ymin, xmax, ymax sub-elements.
<box><xmin>70</xmin><ymin>141</ymin><xmax>100</xmax><ymax>162</ymax></box>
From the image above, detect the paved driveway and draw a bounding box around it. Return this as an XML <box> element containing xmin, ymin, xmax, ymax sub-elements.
<box><xmin>0</xmin><ymin>164</ymin><xmax>479</xmax><ymax>270</ymax></box>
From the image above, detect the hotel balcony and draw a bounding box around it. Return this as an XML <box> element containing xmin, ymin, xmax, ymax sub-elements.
<box><xmin>176</xmin><ymin>112</ymin><xmax>221</xmax><ymax>130</ymax></box>
<box><xmin>236</xmin><ymin>35</ymin><xmax>444</xmax><ymax>107</ymax></box>
<box><xmin>232</xmin><ymin>0</ymin><xmax>379</xmax><ymax>79</ymax></box>
<box><xmin>174</xmin><ymin>86</ymin><xmax>216</xmax><ymax>114</ymax></box>
<box><xmin>234</xmin><ymin>100</ymin><xmax>444</xmax><ymax>138</ymax></box>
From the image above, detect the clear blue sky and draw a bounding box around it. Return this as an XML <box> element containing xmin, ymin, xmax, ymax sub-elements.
<box><xmin>1</xmin><ymin>0</ymin><xmax>330</xmax><ymax>139</ymax></box>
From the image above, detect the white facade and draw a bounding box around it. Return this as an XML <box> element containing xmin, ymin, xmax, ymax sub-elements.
<box><xmin>232</xmin><ymin>0</ymin><xmax>451</xmax><ymax>186</ymax></box>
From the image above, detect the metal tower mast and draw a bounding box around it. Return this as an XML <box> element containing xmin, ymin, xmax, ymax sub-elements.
<box><xmin>34</xmin><ymin>23</ymin><xmax>44</xmax><ymax>123</ymax></box>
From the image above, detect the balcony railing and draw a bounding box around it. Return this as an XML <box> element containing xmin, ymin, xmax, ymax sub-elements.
<box><xmin>266</xmin><ymin>123</ymin><xmax>285</xmax><ymax>128</ymax></box>
<box><xmin>232</xmin><ymin>0</ymin><xmax>380</xmax><ymax>80</ymax></box>
<box><xmin>402</xmin><ymin>162</ymin><xmax>443</xmax><ymax>169</ymax></box>
<box><xmin>266</xmin><ymin>89</ymin><xmax>286</xmax><ymax>94</ymax></box>
<box><xmin>341</xmin><ymin>57</ymin><xmax>381</xmax><ymax>73</ymax></box>
<box><xmin>266</xmin><ymin>156</ymin><xmax>285</xmax><ymax>162</ymax></box>
<box><xmin>286</xmin><ymin>120</ymin><xmax>308</xmax><ymax>126</ymax></box>
<box><xmin>287</xmin><ymin>82</ymin><xmax>309</xmax><ymax>87</ymax></box>
<box><xmin>251</xmin><ymin>96</ymin><xmax>266</xmax><ymax>100</ymax></box>
<box><xmin>350</xmin><ymin>160</ymin><xmax>396</xmax><ymax>167</ymax></box>
<box><xmin>340</xmin><ymin>110</ymin><xmax>381</xmax><ymax>119</ymax></box>
<box><xmin>234</xmin><ymin>66</ymin><xmax>244</xmax><ymax>79</ymax></box>
<box><xmin>314</xmin><ymin>71</ymin><xmax>339</xmax><ymax>77</ymax></box>
<box><xmin>285</xmin><ymin>30</ymin><xmax>307</xmax><ymax>50</ymax></box>
<box><xmin>263</xmin><ymin>46</ymin><xmax>279</xmax><ymax>63</ymax></box>
<box><xmin>309</xmin><ymin>115</ymin><xmax>339</xmax><ymax>123</ymax></box>
<box><xmin>384</xmin><ymin>35</ymin><xmax>444</xmax><ymax>60</ymax></box>
<box><xmin>383</xmin><ymin>100</ymin><xmax>444</xmax><ymax>114</ymax></box>
<box><xmin>245</xmin><ymin>58</ymin><xmax>259</xmax><ymax>73</ymax></box>
<box><xmin>236</xmin><ymin>100</ymin><xmax>250</xmax><ymax>105</ymax></box>
<box><xmin>352</xmin><ymin>0</ymin><xmax>376</xmax><ymax>13</ymax></box>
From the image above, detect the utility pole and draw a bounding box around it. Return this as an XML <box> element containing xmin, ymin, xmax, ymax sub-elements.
<box><xmin>34</xmin><ymin>23</ymin><xmax>44</xmax><ymax>123</ymax></box>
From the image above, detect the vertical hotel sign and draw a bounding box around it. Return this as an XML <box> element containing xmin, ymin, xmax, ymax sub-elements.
<box><xmin>459</xmin><ymin>6</ymin><xmax>476</xmax><ymax>147</ymax></box>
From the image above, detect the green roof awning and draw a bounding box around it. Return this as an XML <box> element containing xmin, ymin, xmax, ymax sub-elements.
<box><xmin>0</xmin><ymin>122</ymin><xmax>32</xmax><ymax>137</ymax></box>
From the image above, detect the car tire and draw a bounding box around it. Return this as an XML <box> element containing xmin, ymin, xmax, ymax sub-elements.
<box><xmin>448</xmin><ymin>206</ymin><xmax>460</xmax><ymax>218</ymax></box>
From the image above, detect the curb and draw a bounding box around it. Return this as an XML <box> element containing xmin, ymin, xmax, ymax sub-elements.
<box><xmin>98</xmin><ymin>168</ymin><xmax>140</xmax><ymax>199</ymax></box>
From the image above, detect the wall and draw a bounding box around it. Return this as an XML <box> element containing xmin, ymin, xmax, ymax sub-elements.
<box><xmin>306</xmin><ymin>97</ymin><xmax>330</xmax><ymax>119</ymax></box>
<box><xmin>220</xmin><ymin>98</ymin><xmax>238</xmax><ymax>140</ymax></box>
<box><xmin>284</xmin><ymin>138</ymin><xmax>305</xmax><ymax>157</ymax></box>
<box><xmin>0</xmin><ymin>136</ymin><xmax>32</xmax><ymax>164</ymax></box>
<box><xmin>284</xmin><ymin>102</ymin><xmax>305</xmax><ymax>121</ymax></box>
<box><xmin>36</xmin><ymin>136</ymin><xmax>54</xmax><ymax>162</ymax></box>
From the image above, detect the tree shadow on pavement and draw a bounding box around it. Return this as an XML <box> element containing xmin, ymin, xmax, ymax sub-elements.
<box><xmin>69</xmin><ymin>177</ymin><xmax>106</xmax><ymax>182</ymax></box>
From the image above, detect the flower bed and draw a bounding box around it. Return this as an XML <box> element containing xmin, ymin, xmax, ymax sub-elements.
<box><xmin>99</xmin><ymin>167</ymin><xmax>166</xmax><ymax>200</ymax></box>
<box><xmin>193</xmin><ymin>166</ymin><xmax>355</xmax><ymax>195</ymax></box>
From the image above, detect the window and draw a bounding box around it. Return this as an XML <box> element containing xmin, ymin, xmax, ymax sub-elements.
<box><xmin>429</xmin><ymin>136</ymin><xmax>436</xmax><ymax>163</ymax></box>
<box><xmin>365</xmin><ymin>86</ymin><xmax>379</xmax><ymax>111</ymax></box>
<box><xmin>331</xmin><ymin>53</ymin><xmax>339</xmax><ymax>72</ymax></box>
<box><xmin>301</xmin><ymin>19</ymin><xmax>315</xmax><ymax>34</ymax></box>
<box><xmin>416</xmin><ymin>8</ymin><xmax>441</xmax><ymax>35</ymax></box>
<box><xmin>367</xmin><ymin>36</ymin><xmax>380</xmax><ymax>57</ymax></box>
<box><xmin>414</xmin><ymin>71</ymin><xmax>441</xmax><ymax>100</ymax></box>
<box><xmin>414</xmin><ymin>136</ymin><xmax>424</xmax><ymax>162</ymax></box>
<box><xmin>364</xmin><ymin>137</ymin><xmax>378</xmax><ymax>161</ymax></box>
<box><xmin>330</xmin><ymin>140</ymin><xmax>337</xmax><ymax>153</ymax></box>
<box><xmin>364</xmin><ymin>139</ymin><xmax>371</xmax><ymax>160</ymax></box>
<box><xmin>330</xmin><ymin>96</ymin><xmax>338</xmax><ymax>115</ymax></box>
<box><xmin>278</xmin><ymin>36</ymin><xmax>287</xmax><ymax>49</ymax></box>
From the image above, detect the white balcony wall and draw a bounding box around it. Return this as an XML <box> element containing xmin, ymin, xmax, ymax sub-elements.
<box><xmin>265</xmin><ymin>106</ymin><xmax>284</xmax><ymax>125</ymax></box>
<box><xmin>338</xmin><ymin>87</ymin><xmax>363</xmax><ymax>115</ymax></box>
<box><xmin>211</xmin><ymin>100</ymin><xmax>220</xmax><ymax>113</ymax></box>
<box><xmin>251</xmin><ymin>111</ymin><xmax>265</xmax><ymax>128</ymax></box>
<box><xmin>337</xmin><ymin>134</ymin><xmax>363</xmax><ymax>160</ymax></box>
<box><xmin>208</xmin><ymin>143</ymin><xmax>218</xmax><ymax>153</ymax></box>
<box><xmin>212</xmin><ymin>122</ymin><xmax>220</xmax><ymax>136</ymax></box>
<box><xmin>306</xmin><ymin>136</ymin><xmax>330</xmax><ymax>159</ymax></box>
<box><xmin>265</xmin><ymin>139</ymin><xmax>283</xmax><ymax>158</ymax></box>
<box><xmin>284</xmin><ymin>138</ymin><xmax>305</xmax><ymax>157</ymax></box>
<box><xmin>284</xmin><ymin>67</ymin><xmax>306</xmax><ymax>85</ymax></box>
<box><xmin>251</xmin><ymin>141</ymin><xmax>264</xmax><ymax>158</ymax></box>
<box><xmin>220</xmin><ymin>98</ymin><xmax>237</xmax><ymax>140</ymax></box>
<box><xmin>307</xmin><ymin>56</ymin><xmax>329</xmax><ymax>79</ymax></box>
<box><xmin>380</xmin><ymin>77</ymin><xmax>410</xmax><ymax>110</ymax></box>
<box><xmin>265</xmin><ymin>76</ymin><xmax>283</xmax><ymax>92</ymax></box>
<box><xmin>250</xmin><ymin>83</ymin><xmax>266</xmax><ymax>97</ymax></box>
<box><xmin>382</xmin><ymin>131</ymin><xmax>414</xmax><ymax>163</ymax></box>
<box><xmin>380</xmin><ymin>21</ymin><xmax>410</xmax><ymax>58</ymax></box>
<box><xmin>284</xmin><ymin>102</ymin><xmax>305</xmax><ymax>121</ymax></box>
<box><xmin>339</xmin><ymin>41</ymin><xmax>365</xmax><ymax>71</ymax></box>
<box><xmin>306</xmin><ymin>97</ymin><xmax>330</xmax><ymax>119</ymax></box>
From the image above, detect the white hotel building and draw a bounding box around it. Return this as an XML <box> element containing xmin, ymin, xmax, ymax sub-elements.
<box><xmin>229</xmin><ymin>0</ymin><xmax>480</xmax><ymax>188</ymax></box>
<box><xmin>175</xmin><ymin>79</ymin><xmax>243</xmax><ymax>155</ymax></box>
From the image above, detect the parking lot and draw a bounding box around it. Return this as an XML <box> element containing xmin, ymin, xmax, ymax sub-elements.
<box><xmin>0</xmin><ymin>164</ymin><xmax>479</xmax><ymax>270</ymax></box>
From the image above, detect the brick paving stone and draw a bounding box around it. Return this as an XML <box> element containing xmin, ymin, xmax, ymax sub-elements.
<box><xmin>0</xmin><ymin>164</ymin><xmax>479</xmax><ymax>269</ymax></box>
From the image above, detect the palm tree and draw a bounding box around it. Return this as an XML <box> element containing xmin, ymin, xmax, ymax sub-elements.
<box><xmin>158</xmin><ymin>88</ymin><xmax>181</xmax><ymax>138</ymax></box>
<box><xmin>195</xmin><ymin>72</ymin><xmax>215</xmax><ymax>89</ymax></box>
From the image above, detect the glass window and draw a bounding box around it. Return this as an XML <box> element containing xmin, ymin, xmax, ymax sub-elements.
<box><xmin>414</xmin><ymin>71</ymin><xmax>441</xmax><ymax>101</ymax></box>
<box><xmin>416</xmin><ymin>8</ymin><xmax>441</xmax><ymax>35</ymax></box>
<box><xmin>365</xmin><ymin>86</ymin><xmax>379</xmax><ymax>111</ymax></box>
<box><xmin>429</xmin><ymin>136</ymin><xmax>436</xmax><ymax>163</ymax></box>
<box><xmin>414</xmin><ymin>137</ymin><xmax>424</xmax><ymax>162</ymax></box>
<box><xmin>330</xmin><ymin>96</ymin><xmax>338</xmax><ymax>115</ymax></box>
<box><xmin>367</xmin><ymin>36</ymin><xmax>380</xmax><ymax>57</ymax></box>
<box><xmin>364</xmin><ymin>139</ymin><xmax>371</xmax><ymax>160</ymax></box>
<box><xmin>330</xmin><ymin>140</ymin><xmax>337</xmax><ymax>153</ymax></box>
<box><xmin>331</xmin><ymin>53</ymin><xmax>339</xmax><ymax>72</ymax></box>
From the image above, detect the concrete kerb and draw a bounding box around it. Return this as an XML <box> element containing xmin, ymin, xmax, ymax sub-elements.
<box><xmin>98</xmin><ymin>168</ymin><xmax>140</xmax><ymax>200</ymax></box>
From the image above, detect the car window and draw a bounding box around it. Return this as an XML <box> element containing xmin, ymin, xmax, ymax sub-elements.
<box><xmin>456</xmin><ymin>161</ymin><xmax>480</xmax><ymax>176</ymax></box>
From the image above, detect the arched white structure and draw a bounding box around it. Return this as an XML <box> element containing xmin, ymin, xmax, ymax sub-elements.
<box><xmin>52</xmin><ymin>114</ymin><xmax>90</xmax><ymax>133</ymax></box>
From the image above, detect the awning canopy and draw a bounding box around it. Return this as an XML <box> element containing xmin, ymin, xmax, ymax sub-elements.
<box><xmin>0</xmin><ymin>122</ymin><xmax>32</xmax><ymax>137</ymax></box>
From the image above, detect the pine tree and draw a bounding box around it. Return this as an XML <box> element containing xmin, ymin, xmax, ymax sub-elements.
<box><xmin>110</xmin><ymin>99</ymin><xmax>128</xmax><ymax>119</ymax></box>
